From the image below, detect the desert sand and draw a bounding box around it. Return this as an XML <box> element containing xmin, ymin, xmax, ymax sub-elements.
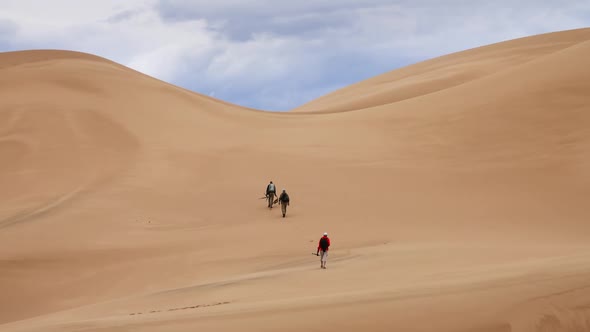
<box><xmin>1</xmin><ymin>28</ymin><xmax>590</xmax><ymax>332</ymax></box>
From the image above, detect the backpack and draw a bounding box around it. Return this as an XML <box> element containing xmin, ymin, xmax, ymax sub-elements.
<box><xmin>281</xmin><ymin>193</ymin><xmax>289</xmax><ymax>202</ymax></box>
<box><xmin>268</xmin><ymin>183</ymin><xmax>275</xmax><ymax>193</ymax></box>
<box><xmin>319</xmin><ymin>237</ymin><xmax>329</xmax><ymax>250</ymax></box>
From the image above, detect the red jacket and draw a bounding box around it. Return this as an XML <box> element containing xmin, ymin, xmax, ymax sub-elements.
<box><xmin>318</xmin><ymin>236</ymin><xmax>330</xmax><ymax>251</ymax></box>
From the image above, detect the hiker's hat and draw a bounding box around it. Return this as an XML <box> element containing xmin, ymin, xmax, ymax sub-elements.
<box><xmin>323</xmin><ymin>232</ymin><xmax>328</xmax><ymax>236</ymax></box>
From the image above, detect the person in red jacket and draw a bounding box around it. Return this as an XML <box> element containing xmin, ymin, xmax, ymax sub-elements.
<box><xmin>316</xmin><ymin>232</ymin><xmax>330</xmax><ymax>269</ymax></box>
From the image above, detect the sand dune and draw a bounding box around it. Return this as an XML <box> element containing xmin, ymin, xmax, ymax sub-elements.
<box><xmin>1</xmin><ymin>28</ymin><xmax>590</xmax><ymax>332</ymax></box>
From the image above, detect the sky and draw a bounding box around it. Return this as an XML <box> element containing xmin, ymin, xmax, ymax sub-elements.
<box><xmin>0</xmin><ymin>1</ymin><xmax>589</xmax><ymax>111</ymax></box>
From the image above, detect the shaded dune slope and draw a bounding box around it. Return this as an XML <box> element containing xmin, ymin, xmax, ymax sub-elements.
<box><xmin>1</xmin><ymin>29</ymin><xmax>590</xmax><ymax>332</ymax></box>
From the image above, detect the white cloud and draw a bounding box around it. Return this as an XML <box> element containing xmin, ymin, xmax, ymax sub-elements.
<box><xmin>206</xmin><ymin>34</ymin><xmax>296</xmax><ymax>83</ymax></box>
<box><xmin>0</xmin><ymin>1</ymin><xmax>147</xmax><ymax>27</ymax></box>
<box><xmin>1</xmin><ymin>1</ymin><xmax>588</xmax><ymax>110</ymax></box>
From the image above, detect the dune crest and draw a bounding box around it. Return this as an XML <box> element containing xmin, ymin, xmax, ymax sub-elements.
<box><xmin>1</xmin><ymin>28</ymin><xmax>590</xmax><ymax>332</ymax></box>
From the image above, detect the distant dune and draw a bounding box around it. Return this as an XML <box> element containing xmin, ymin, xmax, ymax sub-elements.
<box><xmin>1</xmin><ymin>28</ymin><xmax>589</xmax><ymax>332</ymax></box>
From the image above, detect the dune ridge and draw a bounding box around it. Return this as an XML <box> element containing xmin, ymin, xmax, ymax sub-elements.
<box><xmin>1</xmin><ymin>28</ymin><xmax>590</xmax><ymax>332</ymax></box>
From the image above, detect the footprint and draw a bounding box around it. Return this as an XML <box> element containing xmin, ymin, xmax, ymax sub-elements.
<box><xmin>130</xmin><ymin>301</ymin><xmax>230</xmax><ymax>316</ymax></box>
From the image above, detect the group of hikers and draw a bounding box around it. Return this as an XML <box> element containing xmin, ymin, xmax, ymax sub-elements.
<box><xmin>264</xmin><ymin>181</ymin><xmax>331</xmax><ymax>269</ymax></box>
<box><xmin>264</xmin><ymin>181</ymin><xmax>290</xmax><ymax>218</ymax></box>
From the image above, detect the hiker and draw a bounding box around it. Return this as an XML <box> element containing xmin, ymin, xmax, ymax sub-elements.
<box><xmin>316</xmin><ymin>232</ymin><xmax>330</xmax><ymax>269</ymax></box>
<box><xmin>265</xmin><ymin>181</ymin><xmax>277</xmax><ymax>208</ymax></box>
<box><xmin>279</xmin><ymin>189</ymin><xmax>290</xmax><ymax>218</ymax></box>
